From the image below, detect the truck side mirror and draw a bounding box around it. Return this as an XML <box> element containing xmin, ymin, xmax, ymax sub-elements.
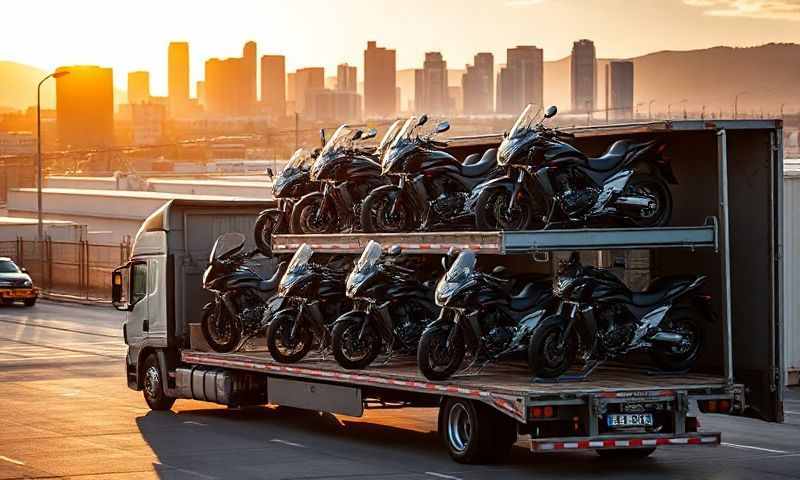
<box><xmin>111</xmin><ymin>266</ymin><xmax>130</xmax><ymax>311</ymax></box>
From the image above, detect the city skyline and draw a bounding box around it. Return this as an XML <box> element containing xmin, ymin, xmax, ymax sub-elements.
<box><xmin>3</xmin><ymin>0</ymin><xmax>799</xmax><ymax>95</ymax></box>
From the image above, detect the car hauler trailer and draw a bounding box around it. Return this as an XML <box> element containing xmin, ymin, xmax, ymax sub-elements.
<box><xmin>113</xmin><ymin>119</ymin><xmax>784</xmax><ymax>464</ymax></box>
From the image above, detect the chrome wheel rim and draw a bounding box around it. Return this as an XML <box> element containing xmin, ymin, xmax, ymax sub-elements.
<box><xmin>447</xmin><ymin>403</ymin><xmax>472</xmax><ymax>453</ymax></box>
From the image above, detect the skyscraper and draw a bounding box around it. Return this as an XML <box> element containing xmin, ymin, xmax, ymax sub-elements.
<box><xmin>606</xmin><ymin>60</ymin><xmax>634</xmax><ymax>119</ymax></box>
<box><xmin>127</xmin><ymin>71</ymin><xmax>150</xmax><ymax>105</ymax></box>
<box><xmin>462</xmin><ymin>52</ymin><xmax>494</xmax><ymax>115</ymax></box>
<box><xmin>294</xmin><ymin>67</ymin><xmax>325</xmax><ymax>114</ymax></box>
<box><xmin>261</xmin><ymin>55</ymin><xmax>286</xmax><ymax>117</ymax></box>
<box><xmin>337</xmin><ymin>64</ymin><xmax>357</xmax><ymax>92</ymax></box>
<box><xmin>204</xmin><ymin>57</ymin><xmax>245</xmax><ymax>115</ymax></box>
<box><xmin>364</xmin><ymin>41</ymin><xmax>396</xmax><ymax>118</ymax></box>
<box><xmin>242</xmin><ymin>41</ymin><xmax>257</xmax><ymax>112</ymax></box>
<box><xmin>571</xmin><ymin>39</ymin><xmax>597</xmax><ymax>113</ymax></box>
<box><xmin>496</xmin><ymin>46</ymin><xmax>543</xmax><ymax>114</ymax></box>
<box><xmin>55</xmin><ymin>65</ymin><xmax>114</xmax><ymax>150</ymax></box>
<box><xmin>415</xmin><ymin>52</ymin><xmax>448</xmax><ymax>115</ymax></box>
<box><xmin>168</xmin><ymin>42</ymin><xmax>190</xmax><ymax>117</ymax></box>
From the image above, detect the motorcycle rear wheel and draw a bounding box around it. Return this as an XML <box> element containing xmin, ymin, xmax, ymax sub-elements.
<box><xmin>266</xmin><ymin>313</ymin><xmax>314</xmax><ymax>363</ymax></box>
<box><xmin>649</xmin><ymin>306</ymin><xmax>703</xmax><ymax>371</ymax></box>
<box><xmin>417</xmin><ymin>326</ymin><xmax>466</xmax><ymax>381</ymax></box>
<box><xmin>360</xmin><ymin>190</ymin><xmax>413</xmax><ymax>233</ymax></box>
<box><xmin>624</xmin><ymin>174</ymin><xmax>672</xmax><ymax>228</ymax></box>
<box><xmin>290</xmin><ymin>195</ymin><xmax>337</xmax><ymax>234</ymax></box>
<box><xmin>253</xmin><ymin>209</ymin><xmax>284</xmax><ymax>256</ymax></box>
<box><xmin>201</xmin><ymin>306</ymin><xmax>242</xmax><ymax>353</ymax></box>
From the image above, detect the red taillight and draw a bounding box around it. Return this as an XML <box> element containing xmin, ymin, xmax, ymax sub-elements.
<box><xmin>530</xmin><ymin>405</ymin><xmax>557</xmax><ymax>418</ymax></box>
<box><xmin>699</xmin><ymin>399</ymin><xmax>732</xmax><ymax>414</ymax></box>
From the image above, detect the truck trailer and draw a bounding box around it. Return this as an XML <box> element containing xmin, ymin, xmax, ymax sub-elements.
<box><xmin>112</xmin><ymin>119</ymin><xmax>784</xmax><ymax>464</ymax></box>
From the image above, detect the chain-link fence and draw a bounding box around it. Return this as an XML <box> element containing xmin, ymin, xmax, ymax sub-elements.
<box><xmin>0</xmin><ymin>239</ymin><xmax>131</xmax><ymax>301</ymax></box>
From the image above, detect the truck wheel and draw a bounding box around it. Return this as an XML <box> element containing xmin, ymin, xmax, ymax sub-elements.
<box><xmin>331</xmin><ymin>320</ymin><xmax>381</xmax><ymax>369</ymax></box>
<box><xmin>266</xmin><ymin>313</ymin><xmax>314</xmax><ymax>363</ymax></box>
<box><xmin>142</xmin><ymin>354</ymin><xmax>175</xmax><ymax>411</ymax></box>
<box><xmin>23</xmin><ymin>298</ymin><xmax>36</xmax><ymax>307</ymax></box>
<box><xmin>596</xmin><ymin>447</ymin><xmax>656</xmax><ymax>459</ymax></box>
<box><xmin>439</xmin><ymin>398</ymin><xmax>517</xmax><ymax>464</ymax></box>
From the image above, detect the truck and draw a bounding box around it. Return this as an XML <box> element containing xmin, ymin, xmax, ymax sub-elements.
<box><xmin>112</xmin><ymin>119</ymin><xmax>784</xmax><ymax>464</ymax></box>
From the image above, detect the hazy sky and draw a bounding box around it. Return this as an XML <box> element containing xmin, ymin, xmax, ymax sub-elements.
<box><xmin>3</xmin><ymin>0</ymin><xmax>799</xmax><ymax>95</ymax></box>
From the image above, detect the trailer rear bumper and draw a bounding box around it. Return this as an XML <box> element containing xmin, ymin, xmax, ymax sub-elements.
<box><xmin>531</xmin><ymin>432</ymin><xmax>721</xmax><ymax>452</ymax></box>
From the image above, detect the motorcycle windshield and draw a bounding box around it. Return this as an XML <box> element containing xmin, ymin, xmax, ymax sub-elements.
<box><xmin>320</xmin><ymin>125</ymin><xmax>359</xmax><ymax>159</ymax></box>
<box><xmin>285</xmin><ymin>148</ymin><xmax>315</xmax><ymax>171</ymax></box>
<box><xmin>286</xmin><ymin>243</ymin><xmax>313</xmax><ymax>274</ymax></box>
<box><xmin>209</xmin><ymin>232</ymin><xmax>246</xmax><ymax>263</ymax></box>
<box><xmin>436</xmin><ymin>251</ymin><xmax>477</xmax><ymax>307</ymax></box>
<box><xmin>499</xmin><ymin>104</ymin><xmax>542</xmax><ymax>166</ymax></box>
<box><xmin>374</xmin><ymin>120</ymin><xmax>404</xmax><ymax>158</ymax></box>
<box><xmin>382</xmin><ymin>117</ymin><xmax>420</xmax><ymax>173</ymax></box>
<box><xmin>508</xmin><ymin>104</ymin><xmax>543</xmax><ymax>138</ymax></box>
<box><xmin>346</xmin><ymin>240</ymin><xmax>382</xmax><ymax>295</ymax></box>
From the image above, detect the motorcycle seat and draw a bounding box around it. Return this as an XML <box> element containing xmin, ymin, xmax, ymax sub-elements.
<box><xmin>463</xmin><ymin>153</ymin><xmax>481</xmax><ymax>165</ymax></box>
<box><xmin>587</xmin><ymin>140</ymin><xmax>632</xmax><ymax>172</ymax></box>
<box><xmin>629</xmin><ymin>275</ymin><xmax>698</xmax><ymax>306</ymax></box>
<box><xmin>257</xmin><ymin>263</ymin><xmax>286</xmax><ymax>292</ymax></box>
<box><xmin>509</xmin><ymin>282</ymin><xmax>549</xmax><ymax>312</ymax></box>
<box><xmin>461</xmin><ymin>148</ymin><xmax>497</xmax><ymax>177</ymax></box>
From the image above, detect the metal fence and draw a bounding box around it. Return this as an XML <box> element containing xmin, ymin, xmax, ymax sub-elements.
<box><xmin>1</xmin><ymin>239</ymin><xmax>131</xmax><ymax>301</ymax></box>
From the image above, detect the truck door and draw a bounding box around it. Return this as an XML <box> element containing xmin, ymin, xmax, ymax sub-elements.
<box><xmin>125</xmin><ymin>261</ymin><xmax>150</xmax><ymax>343</ymax></box>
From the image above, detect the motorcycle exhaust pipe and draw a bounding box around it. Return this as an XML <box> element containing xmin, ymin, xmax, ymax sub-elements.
<box><xmin>615</xmin><ymin>196</ymin><xmax>655</xmax><ymax>209</ymax></box>
<box><xmin>650</xmin><ymin>331</ymin><xmax>685</xmax><ymax>344</ymax></box>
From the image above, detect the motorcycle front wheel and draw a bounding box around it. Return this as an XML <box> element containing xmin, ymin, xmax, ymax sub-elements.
<box><xmin>201</xmin><ymin>305</ymin><xmax>242</xmax><ymax>353</ymax></box>
<box><xmin>265</xmin><ymin>313</ymin><xmax>314</xmax><ymax>363</ymax></box>
<box><xmin>331</xmin><ymin>319</ymin><xmax>382</xmax><ymax>369</ymax></box>
<box><xmin>528</xmin><ymin>320</ymin><xmax>577</xmax><ymax>378</ymax></box>
<box><xmin>360</xmin><ymin>190</ymin><xmax>413</xmax><ymax>233</ymax></box>
<box><xmin>623</xmin><ymin>174</ymin><xmax>672</xmax><ymax>228</ymax></box>
<box><xmin>649</xmin><ymin>306</ymin><xmax>703</xmax><ymax>371</ymax></box>
<box><xmin>253</xmin><ymin>209</ymin><xmax>285</xmax><ymax>256</ymax></box>
<box><xmin>475</xmin><ymin>188</ymin><xmax>545</xmax><ymax>231</ymax></box>
<box><xmin>417</xmin><ymin>325</ymin><xmax>466</xmax><ymax>381</ymax></box>
<box><xmin>290</xmin><ymin>195</ymin><xmax>337</xmax><ymax>234</ymax></box>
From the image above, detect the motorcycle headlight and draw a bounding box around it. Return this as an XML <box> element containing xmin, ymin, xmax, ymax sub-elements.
<box><xmin>553</xmin><ymin>277</ymin><xmax>575</xmax><ymax>298</ymax></box>
<box><xmin>22</xmin><ymin>279</ymin><xmax>32</xmax><ymax>287</ymax></box>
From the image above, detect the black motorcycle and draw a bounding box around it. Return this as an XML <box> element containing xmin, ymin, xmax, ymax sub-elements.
<box><xmin>254</xmin><ymin>147</ymin><xmax>321</xmax><ymax>255</ymax></box>
<box><xmin>331</xmin><ymin>240</ymin><xmax>439</xmax><ymax>369</ymax></box>
<box><xmin>471</xmin><ymin>104</ymin><xmax>676</xmax><ymax>231</ymax></box>
<box><xmin>360</xmin><ymin>115</ymin><xmax>501</xmax><ymax>233</ymax></box>
<box><xmin>417</xmin><ymin>249</ymin><xmax>555</xmax><ymax>380</ymax></box>
<box><xmin>264</xmin><ymin>244</ymin><xmax>351</xmax><ymax>363</ymax></box>
<box><xmin>290</xmin><ymin>122</ymin><xmax>403</xmax><ymax>234</ymax></box>
<box><xmin>528</xmin><ymin>252</ymin><xmax>709</xmax><ymax>378</ymax></box>
<box><xmin>201</xmin><ymin>232</ymin><xmax>286</xmax><ymax>352</ymax></box>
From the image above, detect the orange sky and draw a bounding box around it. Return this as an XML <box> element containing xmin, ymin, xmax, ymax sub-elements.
<box><xmin>3</xmin><ymin>0</ymin><xmax>799</xmax><ymax>96</ymax></box>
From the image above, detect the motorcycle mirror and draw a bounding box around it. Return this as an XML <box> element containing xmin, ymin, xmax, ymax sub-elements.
<box><xmin>544</xmin><ymin>105</ymin><xmax>558</xmax><ymax>119</ymax></box>
<box><xmin>417</xmin><ymin>114</ymin><xmax>428</xmax><ymax>127</ymax></box>
<box><xmin>388</xmin><ymin>245</ymin><xmax>402</xmax><ymax>256</ymax></box>
<box><xmin>362</xmin><ymin>128</ymin><xmax>377</xmax><ymax>140</ymax></box>
<box><xmin>569</xmin><ymin>251</ymin><xmax>580</xmax><ymax>264</ymax></box>
<box><xmin>435</xmin><ymin>121</ymin><xmax>450</xmax><ymax>134</ymax></box>
<box><xmin>352</xmin><ymin>130</ymin><xmax>363</xmax><ymax>141</ymax></box>
<box><xmin>503</xmin><ymin>130</ymin><xmax>509</xmax><ymax>139</ymax></box>
<box><xmin>320</xmin><ymin>129</ymin><xmax>326</xmax><ymax>146</ymax></box>
<box><xmin>266</xmin><ymin>167</ymin><xmax>274</xmax><ymax>179</ymax></box>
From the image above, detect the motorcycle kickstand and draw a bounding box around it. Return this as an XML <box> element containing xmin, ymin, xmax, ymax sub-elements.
<box><xmin>532</xmin><ymin>359</ymin><xmax>602</xmax><ymax>384</ymax></box>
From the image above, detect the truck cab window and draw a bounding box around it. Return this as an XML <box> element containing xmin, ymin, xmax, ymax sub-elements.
<box><xmin>131</xmin><ymin>263</ymin><xmax>148</xmax><ymax>305</ymax></box>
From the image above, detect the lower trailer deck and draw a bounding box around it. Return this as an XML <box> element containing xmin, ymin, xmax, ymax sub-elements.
<box><xmin>181</xmin><ymin>349</ymin><xmax>735</xmax><ymax>422</ymax></box>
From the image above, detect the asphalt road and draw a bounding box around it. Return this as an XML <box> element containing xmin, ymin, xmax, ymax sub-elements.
<box><xmin>0</xmin><ymin>300</ymin><xmax>798</xmax><ymax>479</ymax></box>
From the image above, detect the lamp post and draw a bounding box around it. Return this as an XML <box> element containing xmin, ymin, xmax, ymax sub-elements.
<box><xmin>733</xmin><ymin>91</ymin><xmax>747</xmax><ymax>120</ymax></box>
<box><xmin>667</xmin><ymin>99</ymin><xmax>687</xmax><ymax>119</ymax></box>
<box><xmin>36</xmin><ymin>70</ymin><xmax>69</xmax><ymax>242</ymax></box>
<box><xmin>648</xmin><ymin>99</ymin><xmax>655</xmax><ymax>120</ymax></box>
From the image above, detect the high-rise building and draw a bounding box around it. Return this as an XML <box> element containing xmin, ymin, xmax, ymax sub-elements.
<box><xmin>242</xmin><ymin>41</ymin><xmax>257</xmax><ymax>112</ymax></box>
<box><xmin>571</xmin><ymin>39</ymin><xmax>597</xmax><ymax>113</ymax></box>
<box><xmin>168</xmin><ymin>42</ymin><xmax>190</xmax><ymax>116</ymax></box>
<box><xmin>294</xmin><ymin>67</ymin><xmax>324</xmax><ymax>114</ymax></box>
<box><xmin>414</xmin><ymin>52</ymin><xmax>449</xmax><ymax>115</ymax></box>
<box><xmin>261</xmin><ymin>55</ymin><xmax>286</xmax><ymax>117</ymax></box>
<box><xmin>462</xmin><ymin>52</ymin><xmax>494</xmax><ymax>115</ymax></box>
<box><xmin>496</xmin><ymin>46</ymin><xmax>543</xmax><ymax>114</ymax></box>
<box><xmin>131</xmin><ymin>103</ymin><xmax>166</xmax><ymax>145</ymax></box>
<box><xmin>606</xmin><ymin>60</ymin><xmax>634</xmax><ymax>120</ymax></box>
<box><xmin>337</xmin><ymin>64</ymin><xmax>357</xmax><ymax>92</ymax></box>
<box><xmin>204</xmin><ymin>57</ymin><xmax>245</xmax><ymax>115</ymax></box>
<box><xmin>55</xmin><ymin>65</ymin><xmax>114</xmax><ymax>151</ymax></box>
<box><xmin>364</xmin><ymin>41</ymin><xmax>396</xmax><ymax>118</ymax></box>
<box><xmin>306</xmin><ymin>89</ymin><xmax>362</xmax><ymax>122</ymax></box>
<box><xmin>127</xmin><ymin>71</ymin><xmax>150</xmax><ymax>105</ymax></box>
<box><xmin>196</xmin><ymin>80</ymin><xmax>206</xmax><ymax>108</ymax></box>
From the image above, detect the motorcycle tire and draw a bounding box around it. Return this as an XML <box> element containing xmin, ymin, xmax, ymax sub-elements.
<box><xmin>265</xmin><ymin>313</ymin><xmax>314</xmax><ymax>363</ymax></box>
<box><xmin>649</xmin><ymin>306</ymin><xmax>703</xmax><ymax>371</ymax></box>
<box><xmin>417</xmin><ymin>325</ymin><xmax>466</xmax><ymax>381</ymax></box>
<box><xmin>475</xmin><ymin>188</ymin><xmax>544</xmax><ymax>231</ymax></box>
<box><xmin>253</xmin><ymin>210</ymin><xmax>284</xmax><ymax>256</ymax></box>
<box><xmin>201</xmin><ymin>306</ymin><xmax>242</xmax><ymax>353</ymax></box>
<box><xmin>331</xmin><ymin>319</ymin><xmax>382</xmax><ymax>369</ymax></box>
<box><xmin>290</xmin><ymin>194</ymin><xmax>337</xmax><ymax>234</ymax></box>
<box><xmin>360</xmin><ymin>189</ymin><xmax>413</xmax><ymax>233</ymax></box>
<box><xmin>624</xmin><ymin>174</ymin><xmax>672</xmax><ymax>228</ymax></box>
<box><xmin>528</xmin><ymin>320</ymin><xmax>577</xmax><ymax>378</ymax></box>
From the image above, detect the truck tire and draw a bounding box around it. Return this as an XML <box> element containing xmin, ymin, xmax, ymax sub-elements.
<box><xmin>266</xmin><ymin>313</ymin><xmax>314</xmax><ymax>363</ymax></box>
<box><xmin>142</xmin><ymin>354</ymin><xmax>175</xmax><ymax>411</ymax></box>
<box><xmin>439</xmin><ymin>398</ymin><xmax>517</xmax><ymax>464</ymax></box>
<box><xmin>596</xmin><ymin>447</ymin><xmax>656</xmax><ymax>459</ymax></box>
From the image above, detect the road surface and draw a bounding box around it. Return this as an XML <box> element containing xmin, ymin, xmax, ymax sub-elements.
<box><xmin>0</xmin><ymin>300</ymin><xmax>798</xmax><ymax>479</ymax></box>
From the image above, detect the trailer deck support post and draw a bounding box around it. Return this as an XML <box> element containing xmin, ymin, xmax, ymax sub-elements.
<box><xmin>717</xmin><ymin>129</ymin><xmax>734</xmax><ymax>385</ymax></box>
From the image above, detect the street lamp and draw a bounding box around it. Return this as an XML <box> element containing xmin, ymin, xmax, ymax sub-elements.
<box><xmin>734</xmin><ymin>91</ymin><xmax>748</xmax><ymax>120</ymax></box>
<box><xmin>648</xmin><ymin>99</ymin><xmax>656</xmax><ymax>120</ymax></box>
<box><xmin>36</xmin><ymin>70</ymin><xmax>69</xmax><ymax>242</ymax></box>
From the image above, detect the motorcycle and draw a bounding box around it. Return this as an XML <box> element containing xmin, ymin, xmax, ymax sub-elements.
<box><xmin>528</xmin><ymin>252</ymin><xmax>710</xmax><ymax>378</ymax></box>
<box><xmin>254</xmin><ymin>147</ymin><xmax>321</xmax><ymax>255</ymax></box>
<box><xmin>360</xmin><ymin>115</ymin><xmax>502</xmax><ymax>233</ymax></box>
<box><xmin>417</xmin><ymin>249</ymin><xmax>555</xmax><ymax>380</ymax></box>
<box><xmin>331</xmin><ymin>240</ymin><xmax>439</xmax><ymax>369</ymax></box>
<box><xmin>264</xmin><ymin>243</ymin><xmax>351</xmax><ymax>363</ymax></box>
<box><xmin>290</xmin><ymin>121</ymin><xmax>404</xmax><ymax>234</ymax></box>
<box><xmin>201</xmin><ymin>232</ymin><xmax>286</xmax><ymax>352</ymax></box>
<box><xmin>471</xmin><ymin>104</ymin><xmax>676</xmax><ymax>231</ymax></box>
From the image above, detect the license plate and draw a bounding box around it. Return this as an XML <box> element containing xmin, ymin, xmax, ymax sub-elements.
<box><xmin>606</xmin><ymin>414</ymin><xmax>654</xmax><ymax>428</ymax></box>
